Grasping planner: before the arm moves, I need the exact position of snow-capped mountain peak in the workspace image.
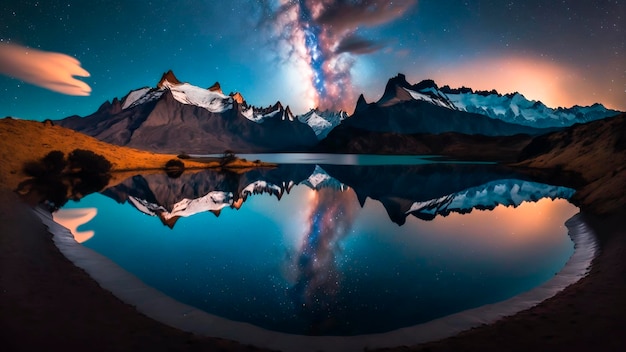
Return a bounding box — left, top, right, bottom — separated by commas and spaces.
302, 165, 346, 190
406, 179, 575, 220
371, 73, 621, 128
377, 74, 457, 110
121, 70, 233, 113
297, 108, 349, 139
241, 100, 295, 122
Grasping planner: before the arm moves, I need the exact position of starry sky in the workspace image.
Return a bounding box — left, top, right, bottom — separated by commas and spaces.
0, 0, 624, 121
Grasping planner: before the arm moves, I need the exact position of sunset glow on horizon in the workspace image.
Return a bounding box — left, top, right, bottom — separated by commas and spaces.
424, 55, 587, 109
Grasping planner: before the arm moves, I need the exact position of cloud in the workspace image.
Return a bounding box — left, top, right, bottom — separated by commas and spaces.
334, 34, 383, 54
314, 0, 418, 34
259, 0, 417, 112
0, 43, 91, 96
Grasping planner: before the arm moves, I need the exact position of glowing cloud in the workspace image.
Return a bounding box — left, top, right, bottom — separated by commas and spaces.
262, 0, 416, 111
53, 208, 98, 243
0, 43, 91, 96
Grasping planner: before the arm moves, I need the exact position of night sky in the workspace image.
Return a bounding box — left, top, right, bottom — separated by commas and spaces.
1, 0, 624, 121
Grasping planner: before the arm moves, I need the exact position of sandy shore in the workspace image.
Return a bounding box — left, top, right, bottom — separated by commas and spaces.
1, 187, 625, 351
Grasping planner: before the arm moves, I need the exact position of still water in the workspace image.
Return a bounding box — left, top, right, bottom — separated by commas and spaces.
55, 155, 579, 336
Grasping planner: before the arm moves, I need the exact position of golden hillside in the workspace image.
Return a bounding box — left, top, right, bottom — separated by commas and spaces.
517, 113, 626, 213
0, 118, 216, 191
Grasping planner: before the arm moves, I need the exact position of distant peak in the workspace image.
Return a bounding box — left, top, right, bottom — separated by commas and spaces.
395, 73, 407, 82
284, 106, 294, 120
413, 79, 438, 91
230, 92, 245, 104
157, 70, 181, 88
208, 82, 223, 94
355, 93, 368, 112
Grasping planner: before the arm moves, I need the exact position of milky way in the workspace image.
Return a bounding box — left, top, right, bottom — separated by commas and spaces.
1, 1, 623, 120
261, 0, 416, 111
286, 187, 360, 332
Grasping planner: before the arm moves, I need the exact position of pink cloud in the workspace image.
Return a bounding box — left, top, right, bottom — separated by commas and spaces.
0, 43, 91, 96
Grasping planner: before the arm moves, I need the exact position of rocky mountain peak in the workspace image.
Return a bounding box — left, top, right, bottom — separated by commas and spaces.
230, 92, 245, 104
355, 94, 368, 113
157, 70, 181, 88
208, 82, 223, 94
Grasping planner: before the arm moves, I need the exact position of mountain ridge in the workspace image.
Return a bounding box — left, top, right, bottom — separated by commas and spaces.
57, 71, 318, 154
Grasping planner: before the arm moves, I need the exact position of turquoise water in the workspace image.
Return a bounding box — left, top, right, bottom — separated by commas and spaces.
57, 158, 578, 336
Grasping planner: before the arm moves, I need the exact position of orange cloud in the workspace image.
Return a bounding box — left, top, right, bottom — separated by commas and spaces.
426, 56, 589, 109
0, 43, 91, 96
53, 208, 98, 243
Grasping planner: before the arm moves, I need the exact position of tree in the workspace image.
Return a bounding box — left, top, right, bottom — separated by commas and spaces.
220, 150, 237, 166
67, 149, 112, 175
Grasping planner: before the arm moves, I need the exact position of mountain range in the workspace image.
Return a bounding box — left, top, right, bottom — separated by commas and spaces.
56, 71, 621, 155
102, 163, 573, 228
58, 71, 318, 154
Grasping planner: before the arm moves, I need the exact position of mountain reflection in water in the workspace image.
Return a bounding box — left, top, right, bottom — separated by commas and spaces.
55, 161, 578, 335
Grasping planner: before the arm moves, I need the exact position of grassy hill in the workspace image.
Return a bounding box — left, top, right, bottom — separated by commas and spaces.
517, 113, 626, 213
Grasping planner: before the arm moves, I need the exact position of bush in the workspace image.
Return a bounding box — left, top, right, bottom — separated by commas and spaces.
177, 153, 191, 159
165, 159, 185, 178
23, 150, 66, 178
42, 150, 66, 175
67, 149, 112, 174
220, 150, 237, 166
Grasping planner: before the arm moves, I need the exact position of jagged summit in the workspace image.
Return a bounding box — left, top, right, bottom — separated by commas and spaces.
297, 108, 349, 139
284, 106, 294, 120
230, 92, 245, 104
208, 81, 223, 94
57, 71, 318, 153
377, 73, 457, 110
354, 94, 368, 113
364, 73, 621, 128
157, 70, 181, 88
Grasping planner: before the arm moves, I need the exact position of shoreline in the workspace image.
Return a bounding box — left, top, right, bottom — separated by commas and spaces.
37, 206, 598, 352
2, 187, 625, 351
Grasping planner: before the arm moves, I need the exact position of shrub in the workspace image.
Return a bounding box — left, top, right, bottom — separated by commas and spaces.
165, 159, 185, 178
42, 150, 66, 175
23, 150, 66, 178
67, 149, 112, 174
220, 150, 237, 166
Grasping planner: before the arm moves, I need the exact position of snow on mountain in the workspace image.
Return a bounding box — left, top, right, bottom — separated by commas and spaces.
302, 165, 346, 190
441, 90, 613, 127
379, 74, 620, 128
160, 80, 233, 113
120, 70, 299, 121
406, 179, 575, 220
242, 103, 293, 123
402, 86, 457, 110
120, 87, 154, 109
121, 72, 232, 113
297, 109, 349, 139
242, 180, 287, 200
128, 191, 233, 222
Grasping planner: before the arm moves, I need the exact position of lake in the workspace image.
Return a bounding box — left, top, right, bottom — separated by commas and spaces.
53, 154, 590, 339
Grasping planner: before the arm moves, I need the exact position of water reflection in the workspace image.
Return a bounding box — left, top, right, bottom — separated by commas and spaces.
100, 163, 574, 228
287, 187, 360, 334
55, 161, 579, 335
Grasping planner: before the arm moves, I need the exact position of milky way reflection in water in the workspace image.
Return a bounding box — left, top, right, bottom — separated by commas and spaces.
56, 161, 579, 336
